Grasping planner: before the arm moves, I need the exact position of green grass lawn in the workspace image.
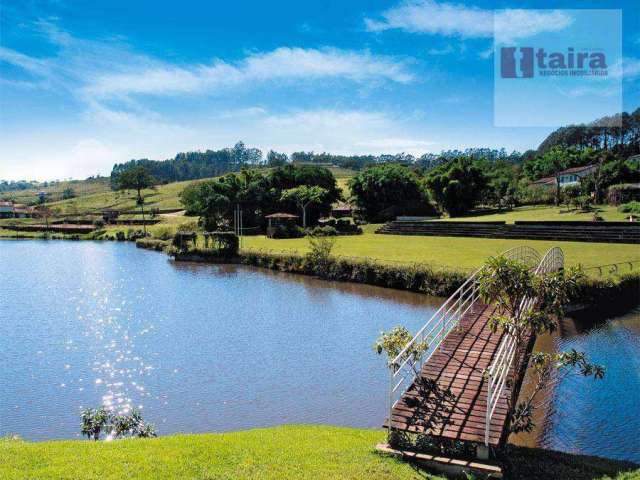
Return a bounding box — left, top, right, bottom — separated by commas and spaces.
2, 426, 637, 480
242, 227, 640, 274
1, 426, 428, 480
440, 205, 630, 223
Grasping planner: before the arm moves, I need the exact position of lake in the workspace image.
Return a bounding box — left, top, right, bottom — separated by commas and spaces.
539, 309, 640, 463
1, 240, 638, 464
0, 240, 439, 440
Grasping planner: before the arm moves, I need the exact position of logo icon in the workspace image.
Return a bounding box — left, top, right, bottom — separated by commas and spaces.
500, 47, 534, 78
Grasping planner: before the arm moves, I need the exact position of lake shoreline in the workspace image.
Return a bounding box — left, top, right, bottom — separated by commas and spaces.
3, 235, 639, 317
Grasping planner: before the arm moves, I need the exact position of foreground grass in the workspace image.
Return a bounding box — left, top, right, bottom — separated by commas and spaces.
1, 426, 428, 480
242, 227, 640, 274
440, 205, 630, 223
1, 426, 638, 480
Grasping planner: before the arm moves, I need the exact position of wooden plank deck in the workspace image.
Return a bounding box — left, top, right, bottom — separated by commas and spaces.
386, 302, 522, 447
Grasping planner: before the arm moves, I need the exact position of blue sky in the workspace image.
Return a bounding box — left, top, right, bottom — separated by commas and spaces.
1, 0, 639, 180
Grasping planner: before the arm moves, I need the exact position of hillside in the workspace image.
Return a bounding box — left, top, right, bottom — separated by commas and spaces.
0, 177, 112, 206
38, 166, 356, 215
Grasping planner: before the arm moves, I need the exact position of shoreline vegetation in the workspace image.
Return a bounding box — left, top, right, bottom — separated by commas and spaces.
2, 426, 638, 480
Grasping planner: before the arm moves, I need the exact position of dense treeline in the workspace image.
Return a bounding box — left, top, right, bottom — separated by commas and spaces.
110, 141, 263, 186
291, 148, 523, 172
537, 108, 640, 157
0, 180, 39, 192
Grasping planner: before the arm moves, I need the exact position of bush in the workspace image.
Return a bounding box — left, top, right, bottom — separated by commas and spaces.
618, 201, 640, 214
307, 226, 338, 237
152, 225, 174, 240
93, 219, 105, 229
126, 229, 147, 241
135, 238, 169, 252
270, 224, 305, 239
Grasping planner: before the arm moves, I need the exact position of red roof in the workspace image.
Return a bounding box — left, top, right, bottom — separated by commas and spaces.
558, 164, 597, 175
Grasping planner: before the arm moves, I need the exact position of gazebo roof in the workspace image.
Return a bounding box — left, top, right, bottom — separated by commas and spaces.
265, 212, 299, 219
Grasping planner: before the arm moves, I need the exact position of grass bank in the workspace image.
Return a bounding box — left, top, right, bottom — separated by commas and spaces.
1, 426, 637, 480
241, 226, 640, 276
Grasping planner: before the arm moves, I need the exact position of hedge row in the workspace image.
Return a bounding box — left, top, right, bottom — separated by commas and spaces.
240, 251, 467, 297
240, 251, 640, 308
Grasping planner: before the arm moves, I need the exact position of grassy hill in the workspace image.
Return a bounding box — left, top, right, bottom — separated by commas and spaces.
38, 167, 355, 215
0, 177, 112, 206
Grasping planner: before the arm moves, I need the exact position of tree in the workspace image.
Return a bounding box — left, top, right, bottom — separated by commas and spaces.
349, 164, 433, 221
267, 150, 288, 167
537, 147, 571, 206
425, 157, 487, 216
180, 180, 233, 231
280, 185, 328, 228
61, 187, 76, 200
477, 256, 604, 435
115, 166, 157, 235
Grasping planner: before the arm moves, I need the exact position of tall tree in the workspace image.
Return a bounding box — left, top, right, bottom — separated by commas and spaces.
538, 147, 572, 206
115, 166, 157, 235
424, 157, 487, 216
349, 164, 433, 221
280, 185, 328, 228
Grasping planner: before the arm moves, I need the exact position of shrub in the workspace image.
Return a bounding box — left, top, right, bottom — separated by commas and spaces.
93, 219, 105, 229
270, 224, 305, 239
81, 407, 156, 441
307, 225, 338, 237
136, 238, 170, 252
152, 225, 174, 240
618, 201, 640, 215
126, 229, 147, 241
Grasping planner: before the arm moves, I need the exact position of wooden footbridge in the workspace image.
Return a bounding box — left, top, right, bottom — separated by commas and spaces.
385, 246, 564, 458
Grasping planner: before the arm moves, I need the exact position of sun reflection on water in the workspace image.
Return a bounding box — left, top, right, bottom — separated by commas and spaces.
65, 267, 158, 417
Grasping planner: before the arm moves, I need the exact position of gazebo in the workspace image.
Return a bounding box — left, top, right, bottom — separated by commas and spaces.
265, 212, 299, 238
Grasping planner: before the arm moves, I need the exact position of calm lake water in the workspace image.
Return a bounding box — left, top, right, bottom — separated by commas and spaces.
1, 240, 638, 463
539, 309, 640, 463
0, 240, 439, 440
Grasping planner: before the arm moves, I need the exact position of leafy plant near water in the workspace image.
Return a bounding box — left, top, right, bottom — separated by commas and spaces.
477, 256, 605, 436
374, 327, 463, 456
81, 407, 156, 441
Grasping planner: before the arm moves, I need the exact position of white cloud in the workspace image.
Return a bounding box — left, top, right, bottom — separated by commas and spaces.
0, 19, 421, 179
85, 47, 414, 99
365, 0, 573, 42
0, 138, 123, 180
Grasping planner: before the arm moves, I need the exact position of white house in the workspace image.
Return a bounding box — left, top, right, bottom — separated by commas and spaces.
532, 164, 598, 189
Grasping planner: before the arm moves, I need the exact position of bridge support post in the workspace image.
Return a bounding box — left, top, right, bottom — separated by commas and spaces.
476, 444, 490, 460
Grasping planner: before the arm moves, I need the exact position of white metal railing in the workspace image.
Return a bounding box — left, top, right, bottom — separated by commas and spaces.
387, 246, 542, 433
484, 246, 564, 446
